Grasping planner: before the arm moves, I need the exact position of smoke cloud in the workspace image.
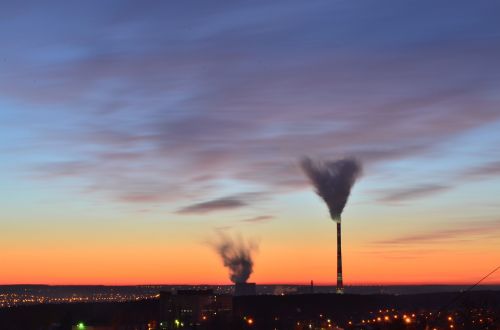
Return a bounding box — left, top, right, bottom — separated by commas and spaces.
301, 157, 362, 222
211, 233, 258, 284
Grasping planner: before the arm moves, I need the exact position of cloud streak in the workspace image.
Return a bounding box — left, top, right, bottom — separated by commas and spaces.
462, 161, 500, 179
176, 197, 247, 215
241, 215, 274, 223
378, 184, 451, 203
374, 219, 500, 245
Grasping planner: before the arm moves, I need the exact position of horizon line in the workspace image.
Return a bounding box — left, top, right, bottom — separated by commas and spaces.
1, 282, 500, 287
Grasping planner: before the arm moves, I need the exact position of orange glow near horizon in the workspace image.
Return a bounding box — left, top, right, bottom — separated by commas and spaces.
1, 237, 499, 285
2, 194, 500, 286
2, 0, 500, 292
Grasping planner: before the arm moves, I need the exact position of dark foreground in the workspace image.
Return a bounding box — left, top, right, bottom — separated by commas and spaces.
0, 291, 498, 330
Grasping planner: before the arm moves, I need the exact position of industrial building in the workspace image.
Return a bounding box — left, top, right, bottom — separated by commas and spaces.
158, 290, 232, 329
234, 283, 256, 297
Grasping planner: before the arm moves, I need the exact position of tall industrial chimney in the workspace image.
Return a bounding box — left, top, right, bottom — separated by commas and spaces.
300, 157, 361, 295
336, 222, 343, 294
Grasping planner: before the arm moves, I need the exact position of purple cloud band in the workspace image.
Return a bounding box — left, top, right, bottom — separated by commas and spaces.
1, 1, 499, 212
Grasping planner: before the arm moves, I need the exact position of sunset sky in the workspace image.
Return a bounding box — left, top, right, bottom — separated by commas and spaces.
1, 1, 499, 285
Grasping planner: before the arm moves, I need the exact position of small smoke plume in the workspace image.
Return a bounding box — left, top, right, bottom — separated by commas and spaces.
211, 233, 258, 284
301, 157, 362, 222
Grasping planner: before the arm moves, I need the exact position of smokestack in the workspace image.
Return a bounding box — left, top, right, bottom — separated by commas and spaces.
301, 157, 362, 294
336, 222, 343, 294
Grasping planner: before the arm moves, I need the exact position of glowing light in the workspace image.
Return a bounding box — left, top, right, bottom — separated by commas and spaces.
77, 323, 85, 329
405, 317, 411, 324
247, 318, 254, 325
384, 316, 390, 321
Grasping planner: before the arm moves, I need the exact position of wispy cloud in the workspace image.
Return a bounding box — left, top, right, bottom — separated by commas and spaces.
378, 184, 451, 203
2, 1, 500, 209
462, 161, 500, 179
35, 161, 95, 178
360, 248, 440, 260
241, 215, 274, 224
374, 219, 500, 245
176, 196, 247, 215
